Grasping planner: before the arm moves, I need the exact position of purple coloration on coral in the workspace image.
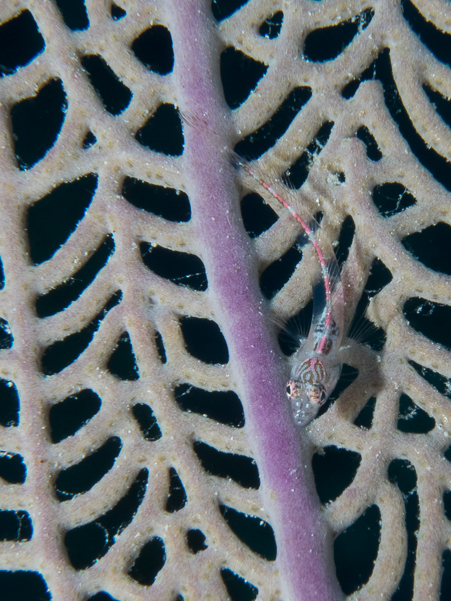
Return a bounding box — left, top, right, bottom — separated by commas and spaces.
170, 2, 342, 598
1, 0, 451, 599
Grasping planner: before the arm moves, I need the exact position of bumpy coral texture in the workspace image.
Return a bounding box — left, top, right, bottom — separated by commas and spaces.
1, 0, 451, 600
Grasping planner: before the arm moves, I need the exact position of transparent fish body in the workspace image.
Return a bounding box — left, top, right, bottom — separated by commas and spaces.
235, 158, 345, 426
287, 226, 345, 426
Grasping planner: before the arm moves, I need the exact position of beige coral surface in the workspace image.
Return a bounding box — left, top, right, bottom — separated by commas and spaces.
1, 0, 451, 600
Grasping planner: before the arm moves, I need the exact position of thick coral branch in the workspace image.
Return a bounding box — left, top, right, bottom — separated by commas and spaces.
168, 1, 343, 599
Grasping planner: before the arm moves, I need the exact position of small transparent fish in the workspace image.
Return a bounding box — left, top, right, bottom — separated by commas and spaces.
236, 159, 344, 426
179, 111, 345, 426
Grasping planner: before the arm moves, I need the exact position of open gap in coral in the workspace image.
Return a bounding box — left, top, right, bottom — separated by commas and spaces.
180, 317, 229, 364
193, 441, 259, 488
140, 243, 207, 291
388, 459, 419, 600
354, 396, 376, 429
341, 56, 376, 99
55, 0, 89, 30
221, 568, 258, 601
444, 444, 451, 464
444, 491, 451, 521
259, 11, 283, 39
312, 445, 361, 504
50, 389, 101, 443
334, 504, 381, 595
55, 437, 122, 501
136, 104, 183, 156
388, 458, 418, 497
402, 0, 451, 68
88, 592, 120, 601
154, 331, 167, 364
347, 258, 391, 350
0, 257, 4, 289
0, 571, 51, 601
356, 125, 382, 161
221, 47, 267, 109
187, 529, 207, 553
372, 182, 416, 217
0, 379, 19, 427
397, 394, 435, 434
122, 177, 191, 222
0, 510, 32, 541
132, 403, 162, 441
81, 55, 131, 115
0, 10, 45, 77
166, 467, 187, 513
0, 318, 13, 349
335, 215, 355, 267
362, 258, 393, 299
132, 25, 173, 75
304, 8, 374, 62
219, 505, 276, 561
282, 121, 334, 189
260, 243, 303, 300
65, 468, 148, 570
402, 222, 451, 276
404, 297, 451, 352
28, 173, 98, 265
128, 537, 165, 586
234, 86, 312, 160
111, 4, 126, 21
408, 360, 451, 400
441, 549, 451, 600
241, 192, 278, 238
41, 291, 122, 375
314, 210, 324, 227
36, 234, 115, 317
423, 83, 451, 128
212, 0, 250, 22
0, 452, 26, 484
12, 78, 67, 170
82, 131, 96, 148
107, 331, 139, 380
174, 384, 245, 427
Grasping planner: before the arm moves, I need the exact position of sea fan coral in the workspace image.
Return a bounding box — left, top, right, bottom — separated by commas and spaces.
1, 1, 451, 600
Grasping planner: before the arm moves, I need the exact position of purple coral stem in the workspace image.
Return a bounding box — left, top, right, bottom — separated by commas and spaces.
169, 1, 344, 599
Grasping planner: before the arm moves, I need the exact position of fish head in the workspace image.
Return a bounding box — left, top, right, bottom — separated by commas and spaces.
286, 377, 327, 427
